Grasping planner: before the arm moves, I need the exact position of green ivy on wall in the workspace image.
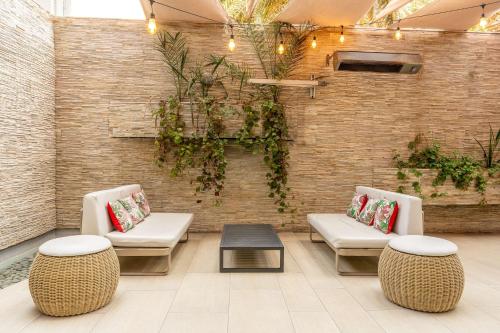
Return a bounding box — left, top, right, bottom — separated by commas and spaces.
152, 24, 309, 217
393, 133, 499, 204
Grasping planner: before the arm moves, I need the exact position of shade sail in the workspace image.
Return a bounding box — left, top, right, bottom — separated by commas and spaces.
374, 0, 413, 21
396, 0, 500, 31
140, 0, 229, 23
274, 0, 376, 26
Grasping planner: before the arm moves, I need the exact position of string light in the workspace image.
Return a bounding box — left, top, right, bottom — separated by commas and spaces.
395, 21, 402, 40
148, 0, 157, 34
479, 4, 488, 28
228, 25, 236, 51
278, 33, 285, 54
311, 36, 317, 49
339, 25, 345, 44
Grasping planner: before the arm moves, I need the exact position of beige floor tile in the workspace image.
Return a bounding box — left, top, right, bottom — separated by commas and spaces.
230, 273, 280, 290
461, 282, 500, 308
278, 273, 324, 312
188, 234, 221, 273
478, 306, 500, 322
0, 280, 40, 333
169, 274, 230, 313
290, 311, 340, 333
228, 289, 294, 333
338, 276, 399, 311
168, 238, 201, 274
370, 309, 452, 333
317, 288, 385, 333
118, 273, 185, 291
93, 290, 175, 333
160, 312, 228, 333
20, 313, 102, 333
433, 301, 500, 333
285, 240, 343, 290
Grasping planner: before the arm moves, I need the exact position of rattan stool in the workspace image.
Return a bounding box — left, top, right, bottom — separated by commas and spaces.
29, 235, 119, 316
379, 235, 464, 313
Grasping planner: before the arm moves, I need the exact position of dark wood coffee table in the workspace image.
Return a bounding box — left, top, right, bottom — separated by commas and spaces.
219, 224, 284, 273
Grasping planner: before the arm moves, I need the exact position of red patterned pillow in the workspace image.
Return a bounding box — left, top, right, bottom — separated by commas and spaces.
118, 195, 145, 225
107, 200, 134, 232
373, 199, 399, 234
356, 198, 379, 225
132, 190, 151, 217
346, 193, 368, 218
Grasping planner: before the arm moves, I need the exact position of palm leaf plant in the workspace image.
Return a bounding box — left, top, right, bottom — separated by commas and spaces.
474, 124, 500, 168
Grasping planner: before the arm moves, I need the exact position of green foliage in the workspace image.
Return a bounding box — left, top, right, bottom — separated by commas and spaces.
152, 28, 304, 216
474, 124, 500, 168
394, 134, 493, 203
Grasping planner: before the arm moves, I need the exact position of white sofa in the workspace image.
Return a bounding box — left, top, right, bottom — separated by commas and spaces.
81, 184, 193, 275
308, 186, 423, 275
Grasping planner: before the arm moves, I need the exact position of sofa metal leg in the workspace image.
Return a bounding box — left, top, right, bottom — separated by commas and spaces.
179, 230, 189, 243
310, 226, 325, 243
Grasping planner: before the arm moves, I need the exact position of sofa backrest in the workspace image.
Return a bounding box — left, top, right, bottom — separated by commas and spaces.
81, 184, 141, 236
356, 186, 423, 236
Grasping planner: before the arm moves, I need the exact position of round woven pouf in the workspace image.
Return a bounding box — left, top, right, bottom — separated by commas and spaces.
378, 235, 464, 313
29, 235, 119, 316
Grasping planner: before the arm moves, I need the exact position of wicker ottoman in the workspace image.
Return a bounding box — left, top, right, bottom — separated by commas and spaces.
29, 235, 119, 316
379, 235, 464, 313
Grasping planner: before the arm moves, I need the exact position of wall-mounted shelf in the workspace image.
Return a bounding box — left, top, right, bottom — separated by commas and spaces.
248, 77, 321, 98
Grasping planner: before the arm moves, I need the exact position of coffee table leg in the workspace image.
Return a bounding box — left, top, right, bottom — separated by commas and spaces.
279, 248, 284, 272
219, 247, 224, 272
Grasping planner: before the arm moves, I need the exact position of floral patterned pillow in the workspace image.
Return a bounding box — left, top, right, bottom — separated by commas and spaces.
118, 195, 145, 225
356, 198, 379, 225
346, 193, 368, 218
132, 190, 151, 217
373, 199, 399, 234
107, 200, 134, 232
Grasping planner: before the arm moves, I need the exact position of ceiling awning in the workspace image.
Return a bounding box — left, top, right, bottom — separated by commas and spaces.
274, 0, 376, 26
140, 0, 229, 24
374, 0, 413, 21
396, 0, 500, 31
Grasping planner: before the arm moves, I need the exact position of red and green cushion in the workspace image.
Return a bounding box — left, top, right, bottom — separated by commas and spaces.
373, 199, 399, 234
118, 195, 145, 225
132, 190, 151, 217
346, 193, 368, 218
356, 198, 379, 225
107, 200, 135, 232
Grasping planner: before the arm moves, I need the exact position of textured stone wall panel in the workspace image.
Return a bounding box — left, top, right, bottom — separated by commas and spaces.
0, 0, 56, 249
53, 19, 500, 233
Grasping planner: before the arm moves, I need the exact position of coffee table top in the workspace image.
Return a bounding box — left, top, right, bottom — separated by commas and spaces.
220, 224, 284, 250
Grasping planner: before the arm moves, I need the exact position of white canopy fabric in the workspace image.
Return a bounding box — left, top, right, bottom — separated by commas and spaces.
140, 0, 229, 23
274, 0, 376, 26
396, 0, 500, 31
374, 0, 413, 21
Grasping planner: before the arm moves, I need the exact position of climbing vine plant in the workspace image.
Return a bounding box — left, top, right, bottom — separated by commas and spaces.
393, 133, 498, 204
152, 23, 309, 215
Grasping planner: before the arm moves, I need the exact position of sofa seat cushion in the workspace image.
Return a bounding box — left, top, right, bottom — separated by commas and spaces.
105, 213, 193, 248
308, 213, 398, 249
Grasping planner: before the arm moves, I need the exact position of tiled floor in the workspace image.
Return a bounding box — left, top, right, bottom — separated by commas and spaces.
2, 232, 500, 333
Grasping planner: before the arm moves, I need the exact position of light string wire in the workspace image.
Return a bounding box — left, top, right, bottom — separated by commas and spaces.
150, 0, 500, 30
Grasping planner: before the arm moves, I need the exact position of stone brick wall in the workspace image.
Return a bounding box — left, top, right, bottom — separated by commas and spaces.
0, 0, 56, 249
53, 18, 500, 233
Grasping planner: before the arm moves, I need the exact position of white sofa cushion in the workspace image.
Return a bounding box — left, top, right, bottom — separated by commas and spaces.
39, 235, 111, 257
105, 213, 193, 248
82, 184, 141, 236
356, 186, 423, 236
389, 235, 458, 256
308, 213, 399, 249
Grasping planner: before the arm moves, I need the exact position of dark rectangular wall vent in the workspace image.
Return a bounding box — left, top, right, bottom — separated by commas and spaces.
333, 51, 423, 74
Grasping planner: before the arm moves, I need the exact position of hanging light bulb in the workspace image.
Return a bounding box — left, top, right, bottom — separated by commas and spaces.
479, 4, 488, 28
147, 0, 157, 34
311, 36, 317, 49
395, 21, 402, 40
339, 25, 345, 44
228, 25, 236, 52
278, 33, 285, 54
